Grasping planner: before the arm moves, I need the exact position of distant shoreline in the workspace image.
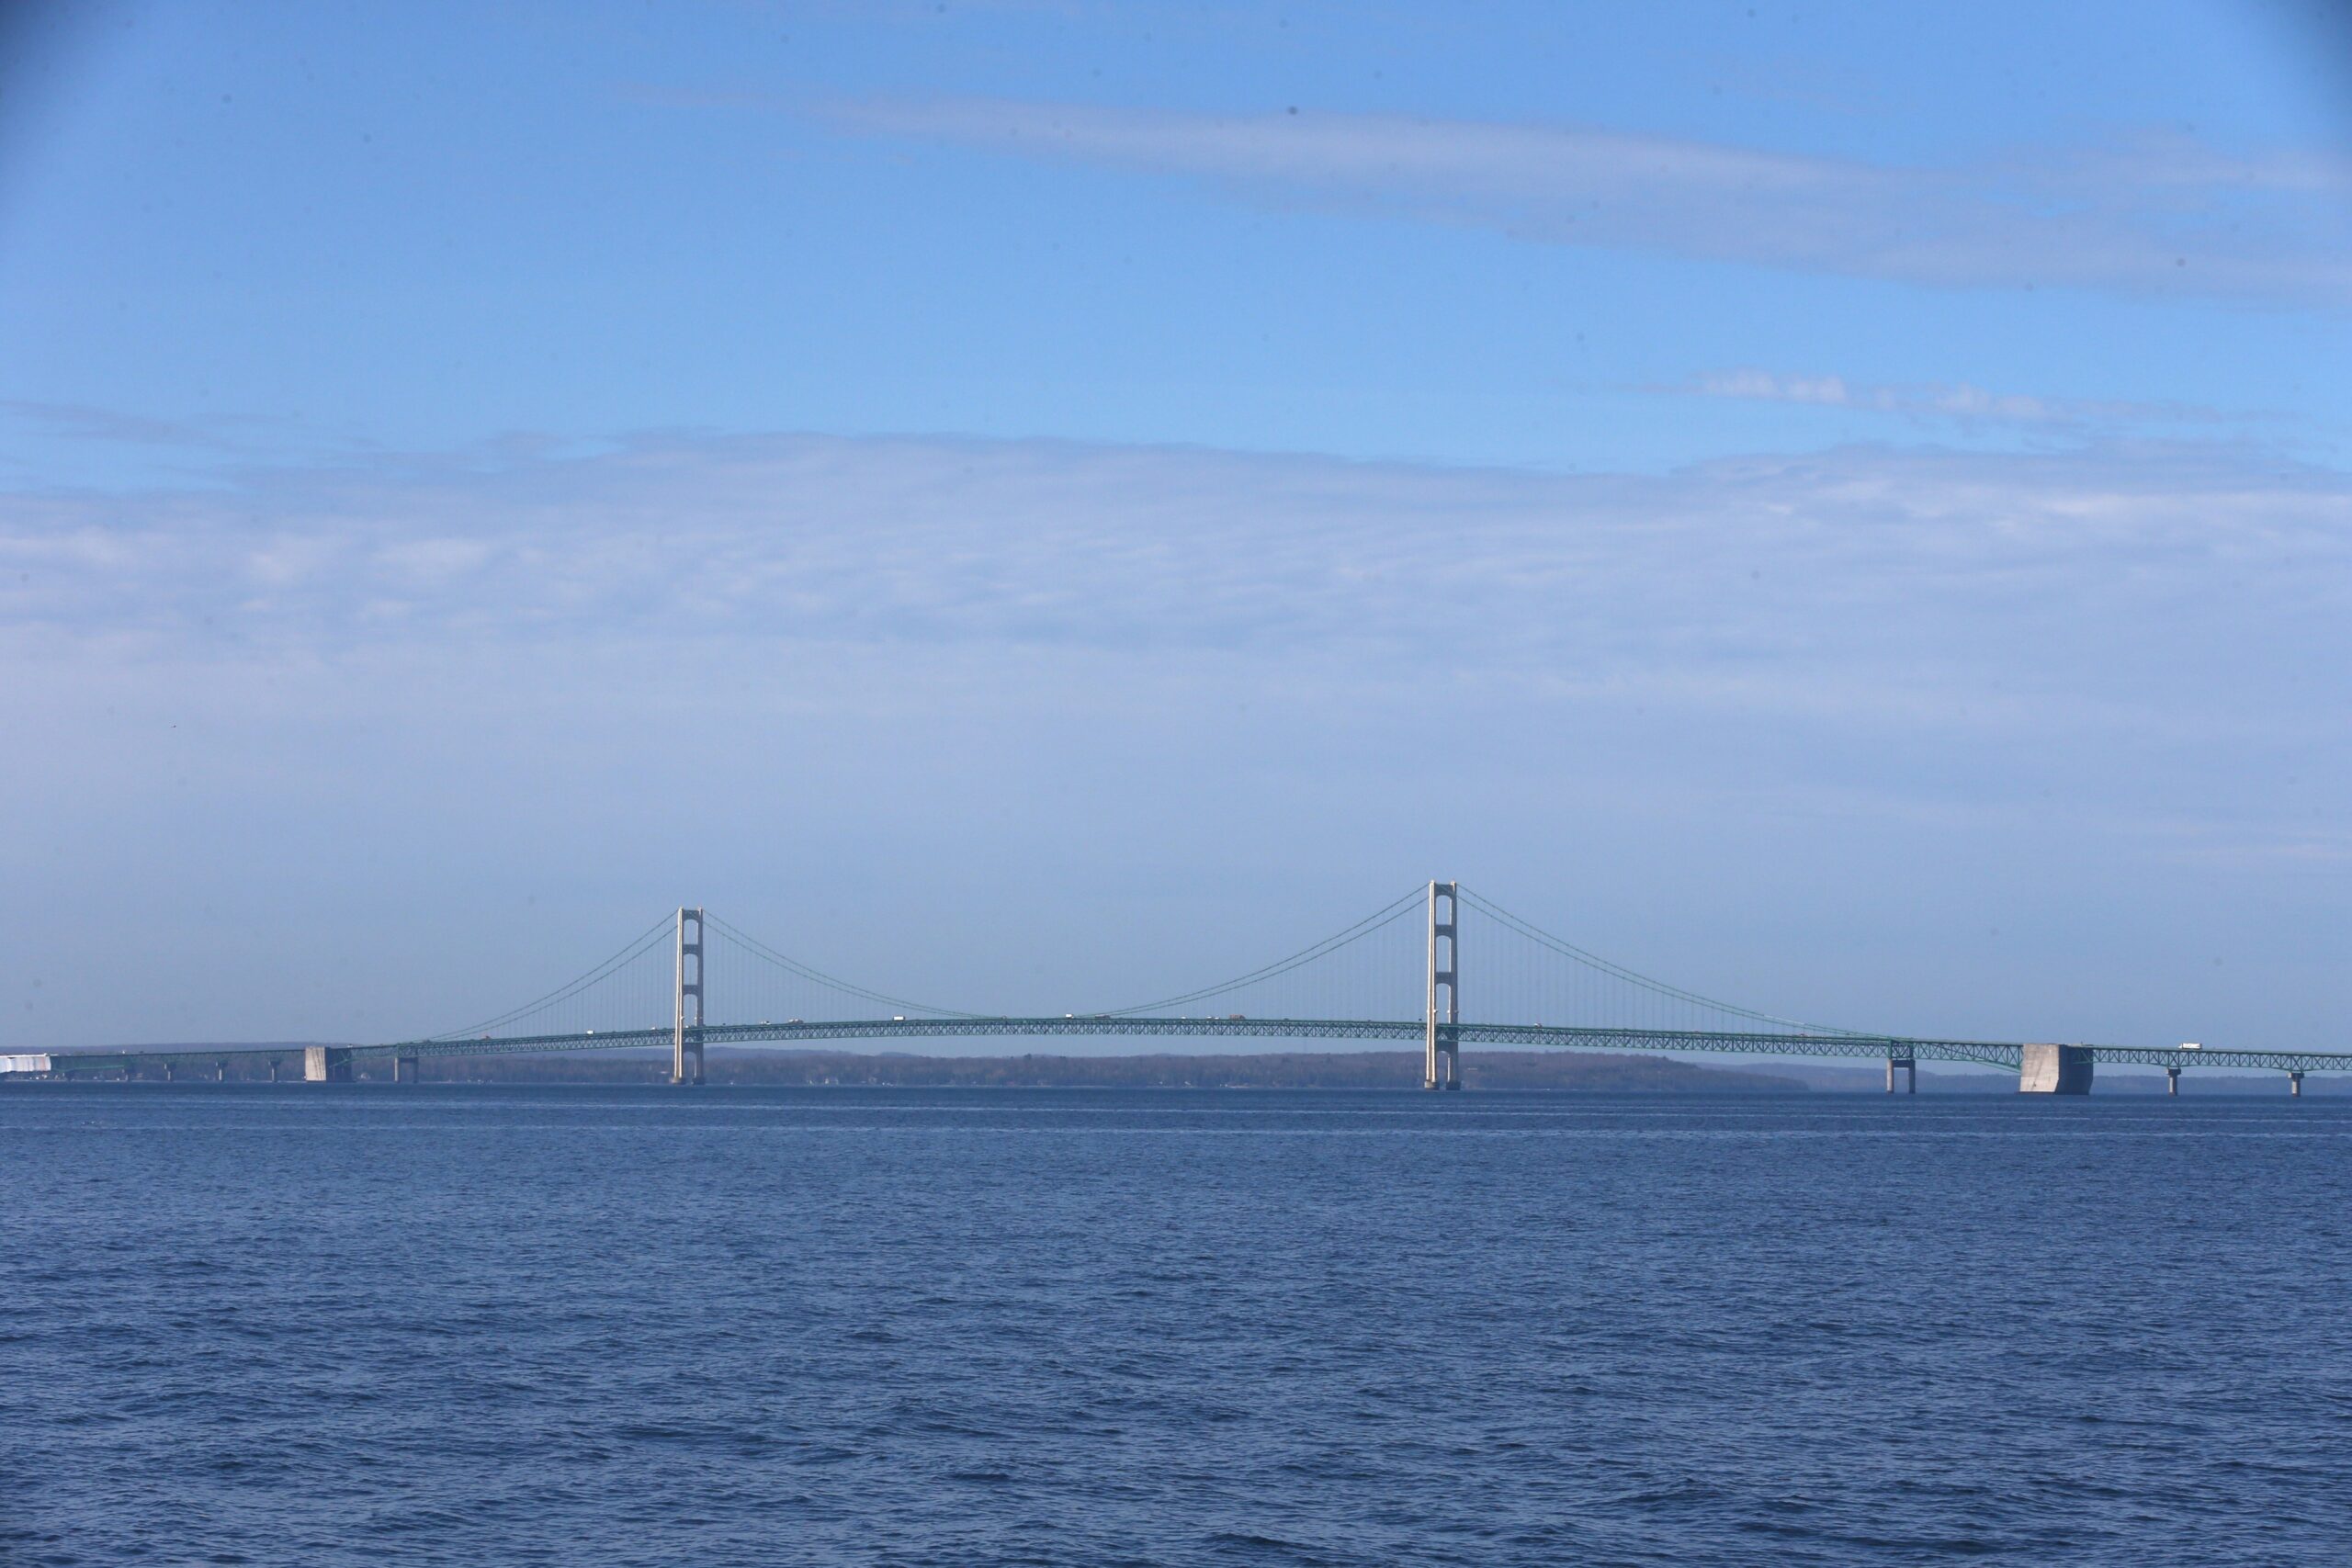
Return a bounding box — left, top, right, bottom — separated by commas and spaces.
437, 1047, 1815, 1091
33, 1045, 1811, 1092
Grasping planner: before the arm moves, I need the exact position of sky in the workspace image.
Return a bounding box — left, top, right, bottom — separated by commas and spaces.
2, 0, 2349, 1053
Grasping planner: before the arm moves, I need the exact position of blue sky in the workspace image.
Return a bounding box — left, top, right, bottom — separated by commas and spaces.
3, 0, 2349, 1052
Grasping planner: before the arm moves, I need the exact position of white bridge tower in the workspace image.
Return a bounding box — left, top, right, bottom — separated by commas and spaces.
673, 907, 705, 1086
1425, 881, 1461, 1090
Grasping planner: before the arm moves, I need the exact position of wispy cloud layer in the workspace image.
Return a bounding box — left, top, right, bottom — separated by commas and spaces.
6, 428, 2346, 749
1679, 368, 2256, 434
823, 96, 2352, 306
5, 428, 2349, 1044
0, 400, 240, 453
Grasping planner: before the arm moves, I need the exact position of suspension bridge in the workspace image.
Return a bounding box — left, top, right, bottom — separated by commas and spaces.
9, 884, 2346, 1093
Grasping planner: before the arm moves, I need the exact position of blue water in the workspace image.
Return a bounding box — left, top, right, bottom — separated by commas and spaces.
6, 1088, 2350, 1565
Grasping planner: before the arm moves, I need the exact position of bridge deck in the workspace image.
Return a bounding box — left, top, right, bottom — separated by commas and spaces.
21, 1018, 2352, 1077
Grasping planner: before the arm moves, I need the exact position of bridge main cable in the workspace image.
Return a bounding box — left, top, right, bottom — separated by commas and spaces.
424, 914, 676, 1043
1455, 886, 1872, 1039
701, 912, 985, 1019
1090, 888, 1427, 1018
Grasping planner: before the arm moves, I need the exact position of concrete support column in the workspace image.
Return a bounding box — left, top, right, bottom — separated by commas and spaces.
163, 1061, 175, 1083
2290, 1071, 2304, 1098
2018, 1043, 2095, 1095
2166, 1066, 2181, 1096
390, 1055, 420, 1084
269, 1058, 281, 1084
1886, 1056, 1917, 1094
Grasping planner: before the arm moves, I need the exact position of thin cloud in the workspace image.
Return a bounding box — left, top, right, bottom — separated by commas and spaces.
6, 428, 2348, 1046
819, 96, 2352, 307
0, 399, 239, 452
1679, 368, 2256, 434
5, 428, 2346, 742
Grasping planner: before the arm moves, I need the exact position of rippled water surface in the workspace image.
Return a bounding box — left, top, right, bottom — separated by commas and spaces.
6, 1087, 2350, 1565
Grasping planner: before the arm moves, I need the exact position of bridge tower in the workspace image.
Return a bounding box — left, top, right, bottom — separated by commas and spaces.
673, 907, 706, 1087
1425, 881, 1461, 1090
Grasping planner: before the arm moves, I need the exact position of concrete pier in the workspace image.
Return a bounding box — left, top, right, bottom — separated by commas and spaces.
2166, 1066, 2181, 1096
1885, 1055, 1917, 1093
390, 1055, 420, 1084
2290, 1071, 2304, 1098
302, 1046, 355, 1084
2018, 1043, 2095, 1095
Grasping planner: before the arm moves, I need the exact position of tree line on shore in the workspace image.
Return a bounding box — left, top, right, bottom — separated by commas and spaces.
377, 1047, 1806, 1090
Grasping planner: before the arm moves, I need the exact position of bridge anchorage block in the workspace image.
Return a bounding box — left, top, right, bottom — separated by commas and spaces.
302, 1046, 356, 1084
2018, 1043, 2094, 1095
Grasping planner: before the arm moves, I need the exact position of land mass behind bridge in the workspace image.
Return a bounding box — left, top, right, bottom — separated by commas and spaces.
295, 1046, 1815, 1090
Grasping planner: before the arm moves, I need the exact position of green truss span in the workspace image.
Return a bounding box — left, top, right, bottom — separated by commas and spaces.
33, 1017, 2352, 1077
